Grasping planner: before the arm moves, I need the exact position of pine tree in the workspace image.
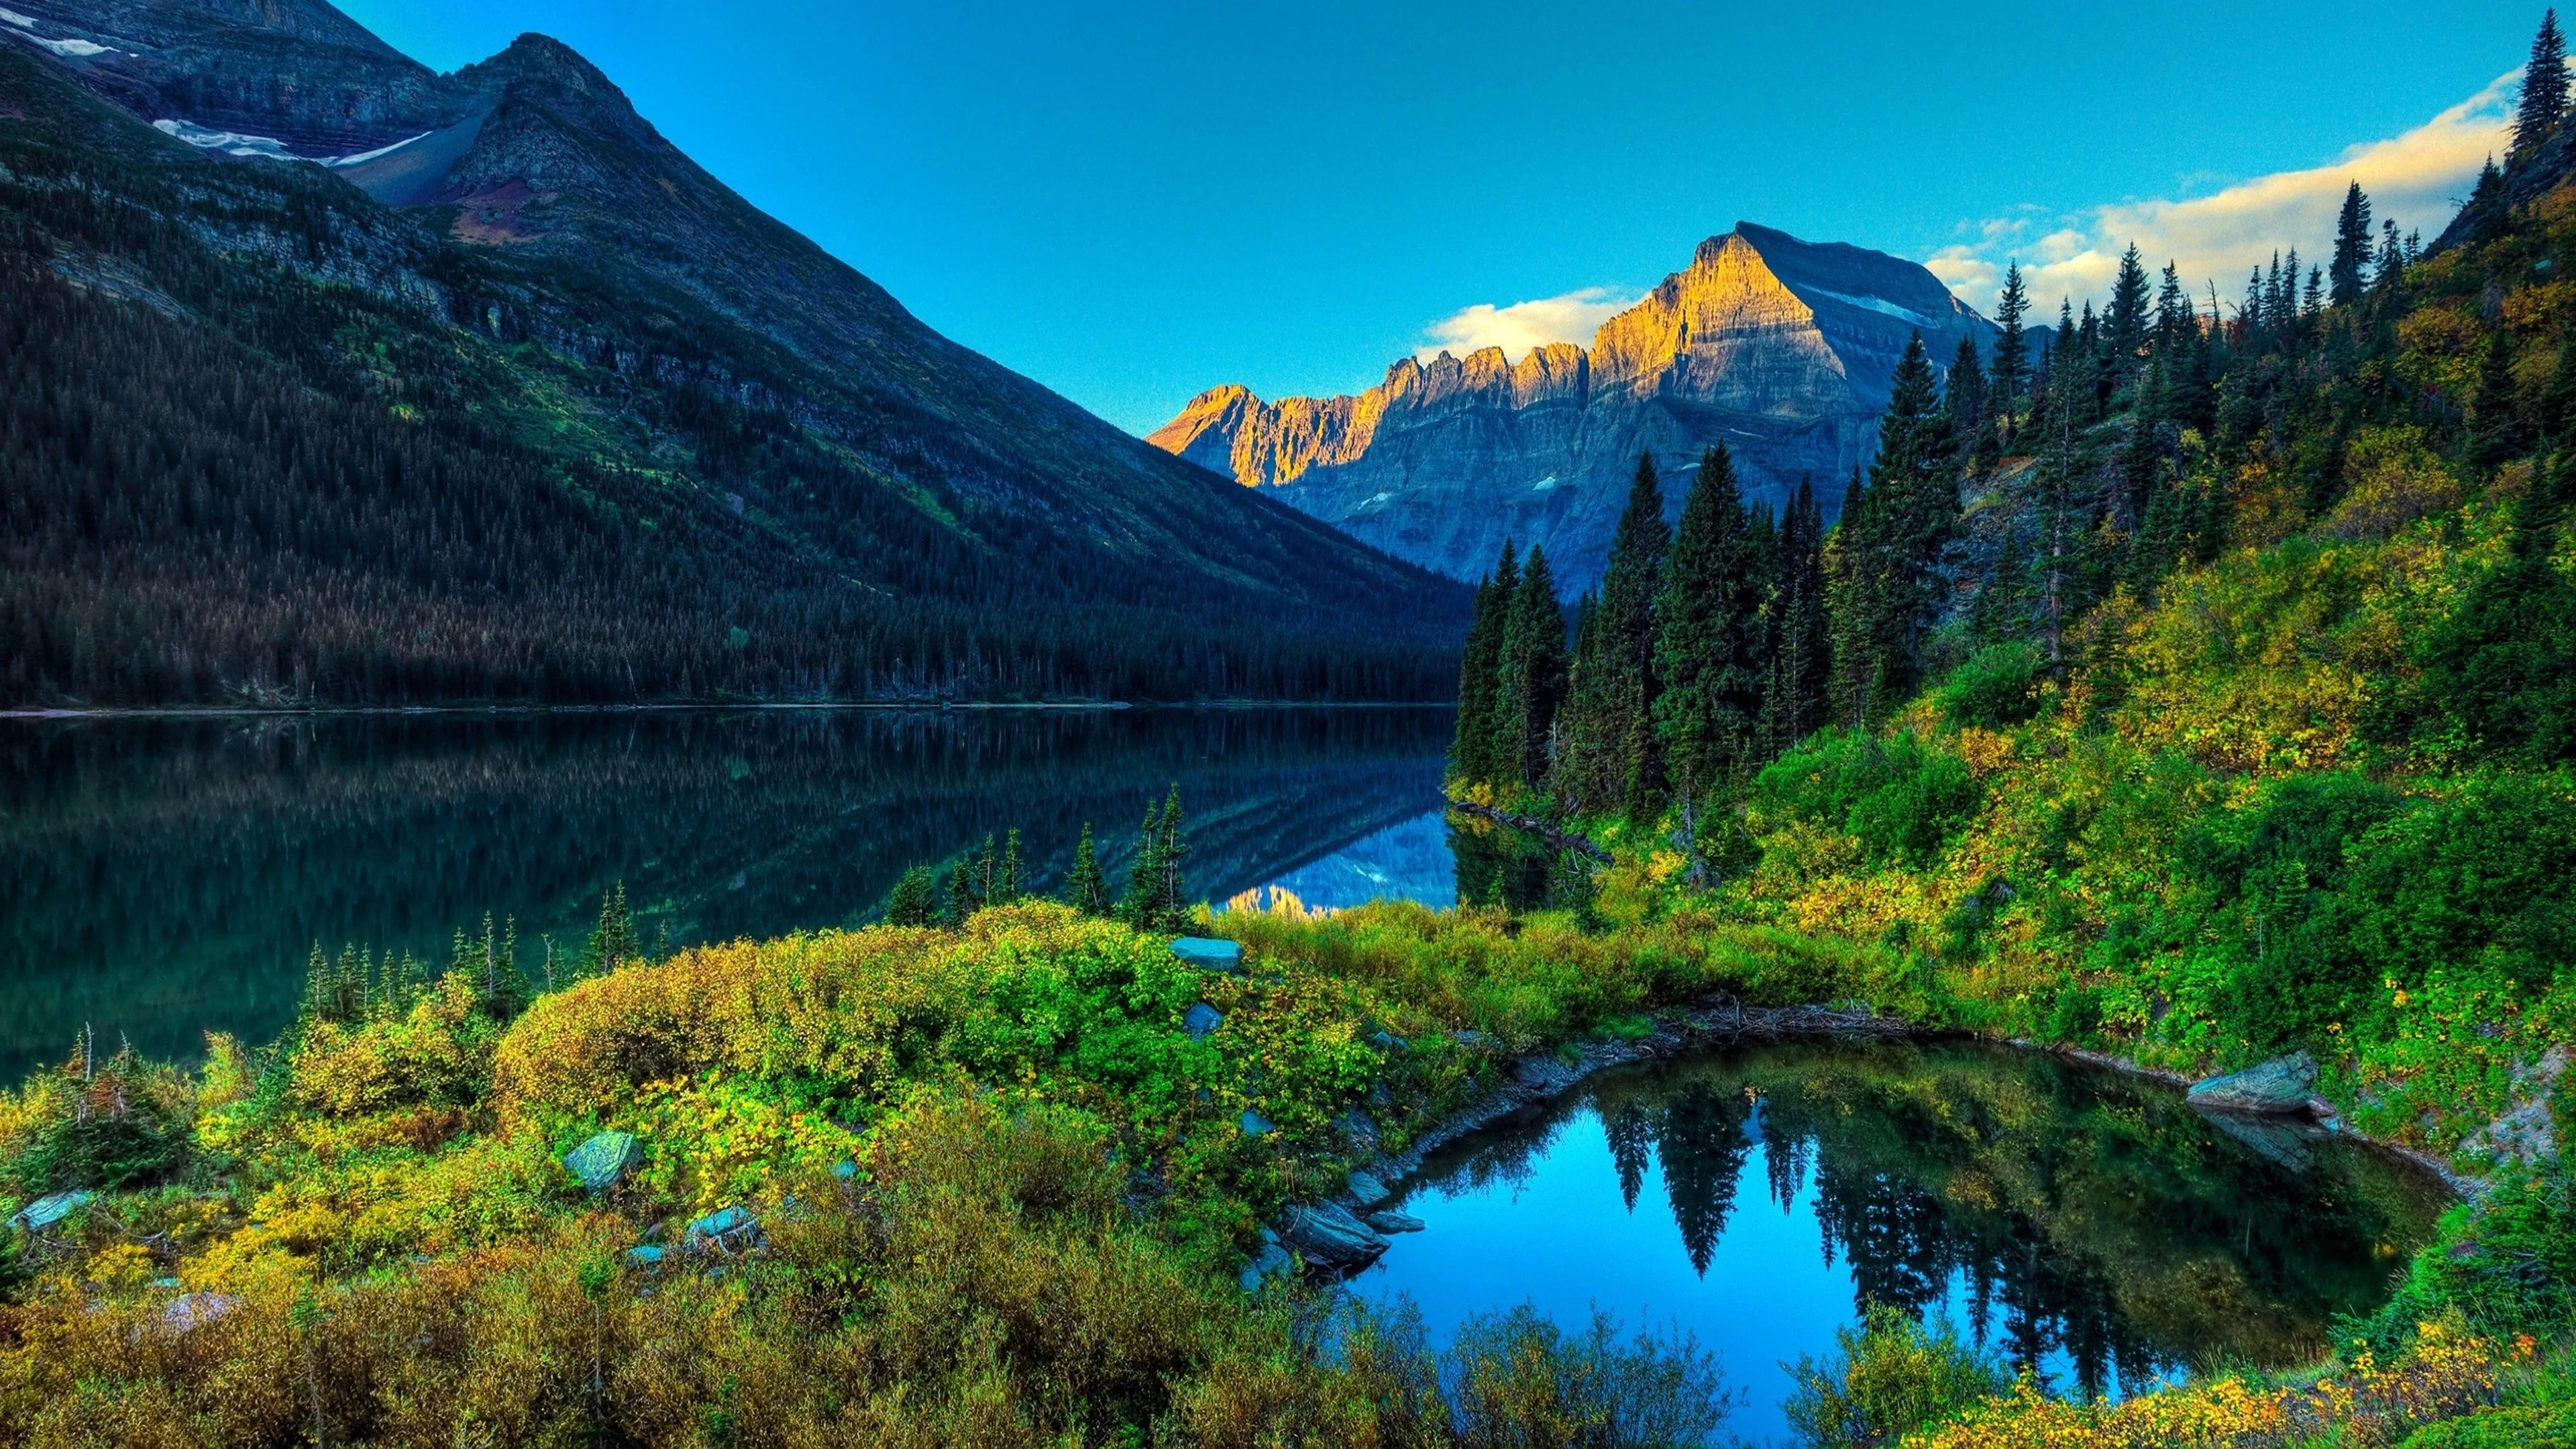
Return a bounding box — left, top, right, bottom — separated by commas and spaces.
2105, 245, 2152, 385
583, 883, 638, 977
1450, 542, 1519, 786
946, 857, 980, 927
1152, 785, 1190, 928
2330, 182, 2374, 308
1065, 823, 1109, 915
1758, 476, 1831, 755
2466, 158, 2511, 248
2519, 9, 2570, 158
2473, 332, 2532, 468
1000, 828, 1025, 902
1944, 336, 1988, 455
1493, 549, 1570, 792
1991, 262, 2029, 442
1117, 795, 1166, 929
1561, 454, 1669, 814
1827, 335, 1962, 724
885, 865, 940, 926
1655, 444, 1766, 796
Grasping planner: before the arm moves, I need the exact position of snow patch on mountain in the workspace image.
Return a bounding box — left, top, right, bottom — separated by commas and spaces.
154, 119, 431, 169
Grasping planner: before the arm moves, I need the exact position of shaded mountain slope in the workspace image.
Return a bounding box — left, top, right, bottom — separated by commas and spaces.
0, 4, 1469, 704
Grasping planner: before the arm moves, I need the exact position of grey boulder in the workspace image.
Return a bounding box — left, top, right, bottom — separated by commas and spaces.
1367, 1210, 1426, 1234
2187, 1052, 2320, 1116
9, 1190, 93, 1232
1344, 1170, 1391, 1208
1171, 938, 1244, 973
1280, 1201, 1390, 1270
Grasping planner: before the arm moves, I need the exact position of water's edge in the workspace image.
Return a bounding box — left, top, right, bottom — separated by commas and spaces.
1341, 999, 2473, 1229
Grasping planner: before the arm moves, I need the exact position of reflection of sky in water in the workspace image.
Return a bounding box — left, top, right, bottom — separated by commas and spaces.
1240, 808, 1456, 911
1359, 1099, 2182, 1448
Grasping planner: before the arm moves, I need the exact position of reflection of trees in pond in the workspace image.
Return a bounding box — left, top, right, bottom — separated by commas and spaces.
0, 708, 1450, 1078
1564, 1041, 2445, 1399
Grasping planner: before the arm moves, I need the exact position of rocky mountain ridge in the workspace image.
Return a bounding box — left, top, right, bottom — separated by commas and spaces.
1152, 225, 1996, 594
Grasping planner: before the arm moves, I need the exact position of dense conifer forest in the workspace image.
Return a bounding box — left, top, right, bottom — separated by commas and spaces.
0, 44, 1468, 707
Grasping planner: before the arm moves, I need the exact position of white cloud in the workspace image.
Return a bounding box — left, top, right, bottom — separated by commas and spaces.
1931, 69, 2522, 319
1415, 286, 1638, 363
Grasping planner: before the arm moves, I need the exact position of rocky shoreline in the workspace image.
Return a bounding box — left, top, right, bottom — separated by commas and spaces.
1256, 994, 2485, 1285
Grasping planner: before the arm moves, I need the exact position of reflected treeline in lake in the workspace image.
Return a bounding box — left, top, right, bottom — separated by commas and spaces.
0, 707, 1452, 1079
1372, 1038, 2447, 1428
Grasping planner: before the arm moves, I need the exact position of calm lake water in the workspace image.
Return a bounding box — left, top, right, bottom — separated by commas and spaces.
0, 706, 1462, 1080
1359, 1038, 2451, 1446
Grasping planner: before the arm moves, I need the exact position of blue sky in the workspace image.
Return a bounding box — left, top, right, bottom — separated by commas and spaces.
342, 1, 2543, 433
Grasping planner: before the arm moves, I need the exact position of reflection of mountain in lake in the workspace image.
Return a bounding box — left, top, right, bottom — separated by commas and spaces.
0, 708, 1449, 1077
1377, 1040, 2446, 1421
1246, 809, 1458, 912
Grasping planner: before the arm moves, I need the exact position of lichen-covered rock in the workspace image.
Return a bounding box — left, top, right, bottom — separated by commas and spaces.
686, 1205, 760, 1252
1236, 1242, 1292, 1293
1183, 1003, 1224, 1039
1280, 1201, 1389, 1270
563, 1130, 643, 1193
2187, 1052, 2319, 1116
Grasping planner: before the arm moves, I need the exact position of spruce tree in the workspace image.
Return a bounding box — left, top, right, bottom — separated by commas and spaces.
583, 883, 639, 977
1655, 445, 1766, 796
1944, 336, 1988, 458
1000, 828, 1025, 902
1451, 542, 1519, 786
1155, 786, 1191, 928
2518, 9, 2570, 158
1758, 476, 1830, 756
1563, 454, 1669, 814
2329, 183, 2374, 308
2473, 331, 2532, 469
1827, 335, 1960, 724
2104, 245, 2151, 385
1448, 550, 1511, 785
1118, 795, 1167, 929
1493, 548, 1570, 792
1065, 823, 1109, 916
885, 865, 940, 926
1991, 262, 2029, 441
946, 857, 981, 927
976, 833, 999, 904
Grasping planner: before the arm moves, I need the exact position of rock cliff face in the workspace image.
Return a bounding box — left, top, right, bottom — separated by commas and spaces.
1151, 225, 1996, 594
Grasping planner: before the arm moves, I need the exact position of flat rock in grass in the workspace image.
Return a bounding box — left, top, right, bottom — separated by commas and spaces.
686, 1205, 760, 1251
1171, 938, 1243, 973
1367, 1210, 1426, 1234
1280, 1201, 1389, 1270
9, 1190, 93, 1232
2187, 1052, 2319, 1116
563, 1131, 643, 1193
1238, 1109, 1275, 1138
160, 1292, 241, 1334
1345, 1170, 1390, 1208
1183, 1003, 1225, 1039
625, 1244, 667, 1268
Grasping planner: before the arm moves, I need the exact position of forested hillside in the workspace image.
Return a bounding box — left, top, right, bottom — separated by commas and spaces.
0, 27, 1468, 706
1448, 36, 2576, 1158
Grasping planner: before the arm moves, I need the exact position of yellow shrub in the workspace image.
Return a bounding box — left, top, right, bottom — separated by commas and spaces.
292, 975, 499, 1118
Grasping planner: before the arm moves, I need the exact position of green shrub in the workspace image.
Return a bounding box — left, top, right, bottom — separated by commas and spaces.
1444, 1303, 1737, 1448
1782, 1303, 2009, 1448
1933, 643, 2047, 730
1754, 730, 1982, 868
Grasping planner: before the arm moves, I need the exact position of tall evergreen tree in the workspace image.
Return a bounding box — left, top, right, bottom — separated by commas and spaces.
1117, 794, 1168, 930
2104, 245, 2152, 384
1655, 445, 1767, 796
946, 857, 981, 927
1944, 336, 1988, 457
2473, 331, 2532, 469
582, 883, 639, 977
1448, 541, 1518, 785
1827, 336, 1960, 724
1065, 823, 1110, 916
1561, 455, 1670, 814
885, 866, 940, 927
1991, 262, 2029, 441
2329, 182, 2374, 308
1493, 549, 1570, 792
1759, 476, 1831, 757
2519, 9, 2571, 158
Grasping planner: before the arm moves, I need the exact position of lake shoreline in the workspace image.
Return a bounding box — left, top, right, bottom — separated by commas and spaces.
1352, 997, 2475, 1218
0, 700, 1460, 721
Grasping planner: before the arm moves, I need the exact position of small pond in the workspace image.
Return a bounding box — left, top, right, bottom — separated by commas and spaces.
1358, 1038, 2451, 1446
